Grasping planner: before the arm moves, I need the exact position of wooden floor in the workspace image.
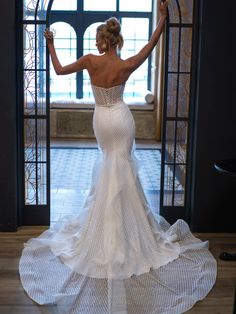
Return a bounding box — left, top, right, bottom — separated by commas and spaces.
0, 228, 235, 314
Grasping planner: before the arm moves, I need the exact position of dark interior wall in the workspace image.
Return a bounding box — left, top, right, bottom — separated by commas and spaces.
0, 0, 18, 231
191, 0, 236, 232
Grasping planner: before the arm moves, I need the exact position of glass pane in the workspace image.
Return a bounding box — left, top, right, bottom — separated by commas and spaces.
24, 24, 46, 70
84, 22, 102, 55
23, 0, 36, 20
83, 77, 93, 99
167, 1, 180, 24
163, 165, 174, 206
165, 121, 176, 163
50, 75, 77, 99
121, 18, 149, 100
180, 28, 192, 72
120, 0, 152, 12
84, 0, 116, 11
38, 70, 47, 115
178, 74, 190, 118
168, 28, 179, 72
24, 118, 36, 205
38, 163, 47, 204
24, 70, 36, 115
37, 119, 47, 163
24, 119, 36, 162
36, 0, 51, 20
25, 162, 37, 205
24, 24, 35, 70
174, 165, 185, 206
83, 22, 102, 99
51, 0, 77, 11
167, 74, 177, 117
179, 0, 193, 23
176, 121, 188, 164
50, 22, 77, 100
37, 24, 47, 70
122, 18, 149, 40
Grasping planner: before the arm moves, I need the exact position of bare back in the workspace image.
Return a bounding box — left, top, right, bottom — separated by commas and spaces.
87, 54, 130, 88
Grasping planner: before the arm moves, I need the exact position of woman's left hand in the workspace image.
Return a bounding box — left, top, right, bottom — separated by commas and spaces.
159, 0, 168, 18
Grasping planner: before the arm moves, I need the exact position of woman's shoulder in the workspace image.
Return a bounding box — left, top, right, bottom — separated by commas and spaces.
85, 54, 106, 65
86, 54, 102, 60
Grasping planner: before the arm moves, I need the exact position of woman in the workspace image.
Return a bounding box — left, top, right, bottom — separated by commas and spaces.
19, 1, 217, 313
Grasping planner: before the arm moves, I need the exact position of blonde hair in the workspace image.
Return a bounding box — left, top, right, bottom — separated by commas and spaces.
97, 17, 124, 50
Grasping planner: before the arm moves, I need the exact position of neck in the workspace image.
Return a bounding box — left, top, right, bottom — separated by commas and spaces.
105, 47, 118, 57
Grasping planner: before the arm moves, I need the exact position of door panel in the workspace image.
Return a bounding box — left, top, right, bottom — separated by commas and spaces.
22, 0, 52, 225
160, 0, 195, 224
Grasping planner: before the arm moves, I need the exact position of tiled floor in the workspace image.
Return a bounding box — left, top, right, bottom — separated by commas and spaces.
50, 147, 161, 223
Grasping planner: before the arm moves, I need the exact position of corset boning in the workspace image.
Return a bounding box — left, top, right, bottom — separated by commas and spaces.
91, 84, 125, 107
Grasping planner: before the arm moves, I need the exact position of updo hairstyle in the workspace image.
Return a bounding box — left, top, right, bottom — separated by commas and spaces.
97, 17, 124, 50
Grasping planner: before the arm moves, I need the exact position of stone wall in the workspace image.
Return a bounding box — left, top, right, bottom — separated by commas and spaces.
50, 109, 156, 140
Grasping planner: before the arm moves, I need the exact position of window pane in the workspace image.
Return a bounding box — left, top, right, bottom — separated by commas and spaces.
119, 0, 152, 12
84, 0, 116, 11
84, 22, 101, 55
24, 0, 51, 20
23, 0, 36, 19
50, 23, 77, 99
83, 23, 102, 99
121, 18, 149, 100
51, 0, 77, 11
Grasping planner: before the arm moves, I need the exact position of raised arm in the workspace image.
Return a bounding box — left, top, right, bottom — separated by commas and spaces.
44, 29, 90, 75
125, 0, 168, 73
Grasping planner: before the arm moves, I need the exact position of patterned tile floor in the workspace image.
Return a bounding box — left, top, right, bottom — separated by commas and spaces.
50, 148, 161, 223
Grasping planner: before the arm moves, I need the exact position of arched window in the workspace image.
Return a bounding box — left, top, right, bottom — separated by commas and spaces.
49, 0, 153, 100
121, 18, 149, 100
83, 22, 102, 99
51, 0, 77, 11
49, 22, 77, 100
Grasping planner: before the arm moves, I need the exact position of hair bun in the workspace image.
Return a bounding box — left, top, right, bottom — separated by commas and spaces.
97, 17, 124, 50
106, 17, 121, 35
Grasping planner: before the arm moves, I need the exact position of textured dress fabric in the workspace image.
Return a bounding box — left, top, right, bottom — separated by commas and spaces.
19, 84, 217, 314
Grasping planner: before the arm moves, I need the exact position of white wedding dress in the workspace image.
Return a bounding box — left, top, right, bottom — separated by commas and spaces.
19, 83, 217, 314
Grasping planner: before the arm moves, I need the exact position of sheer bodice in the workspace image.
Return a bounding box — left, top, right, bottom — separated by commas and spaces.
91, 84, 125, 107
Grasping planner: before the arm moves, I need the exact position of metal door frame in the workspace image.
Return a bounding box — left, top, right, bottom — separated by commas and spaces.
160, 0, 198, 225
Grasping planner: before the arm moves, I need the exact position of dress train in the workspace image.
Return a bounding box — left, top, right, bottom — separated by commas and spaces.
19, 84, 217, 313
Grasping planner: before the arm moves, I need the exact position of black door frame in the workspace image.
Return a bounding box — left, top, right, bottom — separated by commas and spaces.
16, 0, 200, 227
160, 0, 199, 226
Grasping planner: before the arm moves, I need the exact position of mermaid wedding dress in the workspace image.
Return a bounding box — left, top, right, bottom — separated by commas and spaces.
19, 83, 217, 313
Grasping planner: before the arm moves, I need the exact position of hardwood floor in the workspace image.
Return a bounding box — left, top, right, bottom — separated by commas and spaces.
0, 228, 235, 314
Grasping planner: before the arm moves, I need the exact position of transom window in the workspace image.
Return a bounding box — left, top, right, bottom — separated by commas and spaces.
48, 0, 153, 101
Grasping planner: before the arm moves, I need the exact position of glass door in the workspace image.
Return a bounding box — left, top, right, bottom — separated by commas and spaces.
160, 0, 195, 224
21, 0, 52, 224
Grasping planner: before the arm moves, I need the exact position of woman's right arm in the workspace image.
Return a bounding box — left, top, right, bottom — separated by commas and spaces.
125, 0, 168, 73
44, 29, 90, 75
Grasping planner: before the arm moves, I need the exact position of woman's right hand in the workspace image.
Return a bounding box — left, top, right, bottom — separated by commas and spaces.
44, 28, 55, 46
159, 0, 168, 18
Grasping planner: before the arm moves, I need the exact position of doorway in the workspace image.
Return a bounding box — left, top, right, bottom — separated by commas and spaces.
20, 0, 196, 226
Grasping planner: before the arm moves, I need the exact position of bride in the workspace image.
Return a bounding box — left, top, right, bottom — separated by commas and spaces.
19, 1, 217, 313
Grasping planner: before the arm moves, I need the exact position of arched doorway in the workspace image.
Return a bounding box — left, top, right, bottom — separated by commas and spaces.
20, 0, 196, 225
160, 0, 196, 224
